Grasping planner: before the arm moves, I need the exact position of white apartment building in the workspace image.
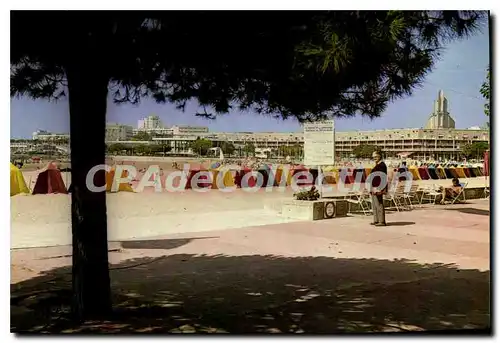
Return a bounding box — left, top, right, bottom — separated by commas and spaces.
105, 123, 134, 142
32, 130, 70, 141
171, 125, 209, 135
111, 90, 490, 159
132, 127, 174, 136
148, 127, 489, 159
137, 115, 163, 129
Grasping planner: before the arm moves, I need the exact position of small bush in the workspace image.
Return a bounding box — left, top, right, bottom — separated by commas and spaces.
293, 186, 320, 201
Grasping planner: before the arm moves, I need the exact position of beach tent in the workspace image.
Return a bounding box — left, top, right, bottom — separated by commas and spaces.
353, 168, 367, 183
443, 168, 454, 179
211, 167, 236, 189
471, 167, 479, 177
467, 167, 476, 177
235, 168, 257, 188
463, 167, 471, 178
436, 167, 447, 179
308, 168, 320, 185
322, 166, 338, 184
273, 165, 286, 186
185, 168, 212, 190
364, 167, 372, 179
32, 162, 68, 195
257, 165, 272, 188
409, 167, 421, 181
454, 167, 467, 179
339, 168, 355, 185
473, 166, 483, 177
417, 167, 430, 180
286, 165, 310, 186
427, 167, 439, 180
10, 163, 30, 196
136, 170, 168, 191
105, 166, 134, 192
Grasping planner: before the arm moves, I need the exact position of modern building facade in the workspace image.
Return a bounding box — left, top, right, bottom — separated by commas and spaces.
171, 125, 209, 135
105, 123, 134, 141
137, 115, 163, 130
103, 90, 489, 160
147, 128, 488, 160
132, 127, 174, 136
32, 130, 70, 141
134, 115, 209, 138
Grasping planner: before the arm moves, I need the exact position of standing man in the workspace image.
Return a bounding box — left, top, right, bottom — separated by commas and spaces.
369, 151, 388, 226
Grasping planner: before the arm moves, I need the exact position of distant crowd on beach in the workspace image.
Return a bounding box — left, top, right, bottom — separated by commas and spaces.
13, 155, 484, 174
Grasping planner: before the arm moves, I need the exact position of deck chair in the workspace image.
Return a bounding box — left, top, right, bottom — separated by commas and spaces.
403, 183, 420, 210
419, 184, 442, 205
451, 182, 468, 204
383, 183, 406, 212
345, 190, 371, 215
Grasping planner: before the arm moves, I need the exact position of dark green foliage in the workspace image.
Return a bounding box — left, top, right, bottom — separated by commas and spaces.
220, 141, 235, 156
243, 143, 256, 157
11, 11, 486, 121
480, 66, 490, 117
107, 143, 126, 154
461, 141, 489, 159
294, 186, 320, 201
131, 131, 152, 141
190, 138, 213, 156
352, 144, 380, 159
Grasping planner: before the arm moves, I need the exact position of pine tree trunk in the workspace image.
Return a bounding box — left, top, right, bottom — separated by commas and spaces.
67, 61, 111, 321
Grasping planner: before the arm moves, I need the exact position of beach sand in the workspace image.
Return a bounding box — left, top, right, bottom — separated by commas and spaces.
12, 162, 489, 249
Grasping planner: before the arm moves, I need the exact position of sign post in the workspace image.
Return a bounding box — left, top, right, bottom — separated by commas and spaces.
303, 120, 335, 198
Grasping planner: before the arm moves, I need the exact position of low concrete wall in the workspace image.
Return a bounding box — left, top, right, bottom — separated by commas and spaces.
281, 199, 348, 221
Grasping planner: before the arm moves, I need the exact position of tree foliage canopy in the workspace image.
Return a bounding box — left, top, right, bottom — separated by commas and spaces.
243, 143, 256, 157
479, 66, 490, 117
352, 144, 380, 158
107, 143, 127, 153
461, 141, 489, 159
131, 131, 152, 141
220, 141, 235, 156
11, 11, 486, 122
190, 138, 213, 156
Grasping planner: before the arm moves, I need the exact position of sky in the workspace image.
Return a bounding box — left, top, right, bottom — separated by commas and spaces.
10, 26, 490, 139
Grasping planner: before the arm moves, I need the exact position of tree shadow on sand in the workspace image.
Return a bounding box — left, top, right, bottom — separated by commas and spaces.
11, 252, 490, 334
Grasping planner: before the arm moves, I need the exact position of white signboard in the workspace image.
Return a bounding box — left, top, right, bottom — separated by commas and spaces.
303, 120, 335, 166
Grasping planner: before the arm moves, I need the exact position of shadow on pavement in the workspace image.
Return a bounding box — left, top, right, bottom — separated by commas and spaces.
11, 253, 490, 334
386, 221, 416, 227
445, 208, 490, 217
119, 237, 219, 250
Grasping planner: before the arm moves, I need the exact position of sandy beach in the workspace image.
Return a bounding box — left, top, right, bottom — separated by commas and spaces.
12, 159, 489, 249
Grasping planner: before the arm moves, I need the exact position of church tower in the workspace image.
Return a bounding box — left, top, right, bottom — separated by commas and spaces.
425, 90, 456, 129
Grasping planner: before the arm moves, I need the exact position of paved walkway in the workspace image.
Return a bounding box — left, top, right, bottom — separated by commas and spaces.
11, 199, 490, 333
114, 199, 491, 271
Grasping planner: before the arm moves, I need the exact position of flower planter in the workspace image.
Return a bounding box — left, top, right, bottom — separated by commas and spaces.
282, 199, 348, 221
